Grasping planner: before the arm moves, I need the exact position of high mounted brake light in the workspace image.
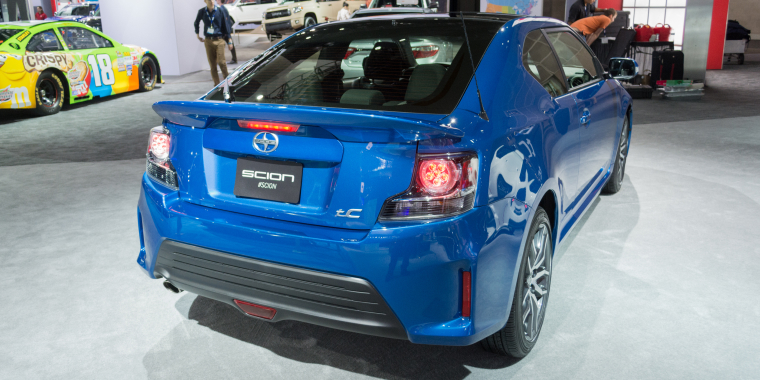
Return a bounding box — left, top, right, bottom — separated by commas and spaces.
237, 120, 299, 133
379, 152, 478, 220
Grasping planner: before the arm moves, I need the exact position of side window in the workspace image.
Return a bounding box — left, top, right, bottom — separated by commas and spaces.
59, 27, 113, 50
259, 0, 278, 3
26, 30, 63, 52
522, 30, 567, 97
546, 31, 599, 90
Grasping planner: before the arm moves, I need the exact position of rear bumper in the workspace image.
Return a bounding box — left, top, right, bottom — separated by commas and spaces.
155, 240, 408, 339
137, 174, 529, 345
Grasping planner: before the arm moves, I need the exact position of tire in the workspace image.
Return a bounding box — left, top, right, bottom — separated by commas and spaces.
32, 70, 65, 116
139, 56, 157, 92
481, 207, 553, 358
602, 114, 630, 194
304, 16, 317, 28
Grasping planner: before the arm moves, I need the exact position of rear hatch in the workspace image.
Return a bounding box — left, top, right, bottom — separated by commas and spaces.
154, 101, 461, 230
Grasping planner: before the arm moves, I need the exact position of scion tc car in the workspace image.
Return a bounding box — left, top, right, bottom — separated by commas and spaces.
0, 21, 160, 116
138, 13, 632, 357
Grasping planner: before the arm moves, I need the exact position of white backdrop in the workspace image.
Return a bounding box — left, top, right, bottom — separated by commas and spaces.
100, 0, 208, 76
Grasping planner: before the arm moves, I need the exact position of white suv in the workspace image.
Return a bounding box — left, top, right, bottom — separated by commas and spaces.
262, 0, 364, 37
225, 0, 280, 24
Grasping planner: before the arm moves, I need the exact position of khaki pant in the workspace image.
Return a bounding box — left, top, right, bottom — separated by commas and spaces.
204, 37, 228, 86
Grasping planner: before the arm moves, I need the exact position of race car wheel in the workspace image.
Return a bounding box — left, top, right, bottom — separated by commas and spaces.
304, 16, 317, 28
481, 207, 553, 357
602, 113, 630, 194
139, 56, 157, 92
33, 71, 64, 116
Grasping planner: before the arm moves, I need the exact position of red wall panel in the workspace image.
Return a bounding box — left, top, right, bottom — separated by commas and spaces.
597, 0, 623, 10
707, 0, 730, 70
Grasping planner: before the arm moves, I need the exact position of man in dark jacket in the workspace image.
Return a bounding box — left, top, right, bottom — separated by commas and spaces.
568, 0, 598, 25
216, 0, 237, 65
194, 0, 233, 85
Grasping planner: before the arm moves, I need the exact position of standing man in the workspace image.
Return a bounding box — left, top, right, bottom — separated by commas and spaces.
194, 0, 233, 86
568, 0, 603, 25
216, 0, 237, 65
571, 9, 617, 45
337, 2, 350, 21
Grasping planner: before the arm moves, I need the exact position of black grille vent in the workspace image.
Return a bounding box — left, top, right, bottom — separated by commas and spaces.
266, 9, 290, 19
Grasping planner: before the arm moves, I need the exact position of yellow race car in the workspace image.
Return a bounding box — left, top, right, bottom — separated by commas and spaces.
1, 21, 161, 116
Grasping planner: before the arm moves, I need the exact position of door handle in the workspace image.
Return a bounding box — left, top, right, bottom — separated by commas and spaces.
580, 108, 590, 126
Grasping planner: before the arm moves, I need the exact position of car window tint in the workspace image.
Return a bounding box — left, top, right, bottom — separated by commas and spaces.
26, 30, 63, 52
209, 19, 502, 115
522, 30, 566, 97
546, 31, 598, 89
59, 27, 113, 50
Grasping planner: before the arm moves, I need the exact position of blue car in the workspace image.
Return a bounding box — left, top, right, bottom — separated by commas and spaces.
137, 13, 632, 357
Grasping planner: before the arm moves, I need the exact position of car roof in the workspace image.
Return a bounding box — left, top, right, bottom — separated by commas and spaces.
0, 20, 54, 28
339, 12, 523, 23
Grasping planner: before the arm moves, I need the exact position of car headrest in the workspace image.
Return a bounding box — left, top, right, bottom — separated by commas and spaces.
340, 89, 386, 106
363, 41, 413, 83
405, 64, 447, 102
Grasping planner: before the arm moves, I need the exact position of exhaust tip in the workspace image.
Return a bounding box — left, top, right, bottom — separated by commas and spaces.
163, 281, 183, 294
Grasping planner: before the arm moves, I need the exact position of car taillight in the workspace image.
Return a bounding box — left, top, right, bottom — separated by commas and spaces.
146, 126, 178, 190
343, 47, 357, 60
238, 120, 299, 132
412, 45, 439, 59
379, 152, 478, 220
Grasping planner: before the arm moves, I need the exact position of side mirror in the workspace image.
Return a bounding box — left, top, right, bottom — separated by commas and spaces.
89, 11, 95, 16
360, 4, 367, 8
429, 0, 438, 7
608, 57, 638, 81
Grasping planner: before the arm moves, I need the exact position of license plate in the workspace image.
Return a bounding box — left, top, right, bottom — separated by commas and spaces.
233, 157, 303, 204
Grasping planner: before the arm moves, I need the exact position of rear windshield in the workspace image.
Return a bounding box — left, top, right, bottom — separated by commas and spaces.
208, 18, 503, 115
0, 29, 24, 44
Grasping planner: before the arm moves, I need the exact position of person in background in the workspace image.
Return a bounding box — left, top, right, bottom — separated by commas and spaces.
337, 2, 350, 21
195, 0, 233, 86
568, 0, 604, 25
216, 0, 237, 65
571, 8, 617, 46
35, 6, 47, 20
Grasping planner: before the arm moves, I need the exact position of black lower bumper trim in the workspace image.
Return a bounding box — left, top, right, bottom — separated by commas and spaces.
264, 20, 292, 33
154, 240, 408, 340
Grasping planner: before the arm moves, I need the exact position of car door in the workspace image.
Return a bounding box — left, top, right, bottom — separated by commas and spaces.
58, 26, 120, 99
20, 29, 67, 108
522, 29, 581, 220
546, 28, 618, 194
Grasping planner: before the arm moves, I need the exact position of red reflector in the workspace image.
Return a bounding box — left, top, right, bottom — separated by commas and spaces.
412, 45, 439, 59
462, 271, 472, 318
237, 120, 300, 133
343, 47, 357, 60
234, 299, 277, 320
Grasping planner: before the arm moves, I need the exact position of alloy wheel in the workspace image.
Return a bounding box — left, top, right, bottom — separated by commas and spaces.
141, 64, 155, 87
522, 223, 551, 342
617, 120, 630, 185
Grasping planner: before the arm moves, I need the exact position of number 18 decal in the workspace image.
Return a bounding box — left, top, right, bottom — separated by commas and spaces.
87, 54, 115, 87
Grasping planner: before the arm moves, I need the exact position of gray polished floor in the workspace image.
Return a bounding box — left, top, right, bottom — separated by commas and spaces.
1, 53, 759, 379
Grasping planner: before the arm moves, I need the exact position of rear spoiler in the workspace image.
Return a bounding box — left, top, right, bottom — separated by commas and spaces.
152, 101, 463, 143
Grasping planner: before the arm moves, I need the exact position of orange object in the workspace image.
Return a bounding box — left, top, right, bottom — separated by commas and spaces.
570, 15, 613, 36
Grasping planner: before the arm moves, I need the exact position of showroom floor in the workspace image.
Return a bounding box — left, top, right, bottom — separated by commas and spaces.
1, 41, 759, 379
